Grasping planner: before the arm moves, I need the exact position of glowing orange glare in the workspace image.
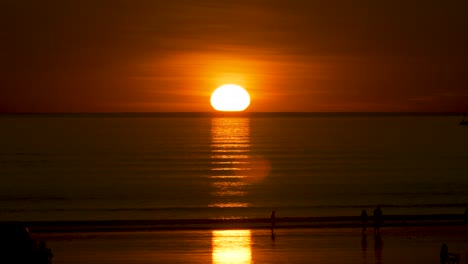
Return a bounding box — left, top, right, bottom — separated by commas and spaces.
235, 156, 271, 183
211, 84, 250, 112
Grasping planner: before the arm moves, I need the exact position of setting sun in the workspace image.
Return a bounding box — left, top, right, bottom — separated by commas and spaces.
211, 84, 250, 112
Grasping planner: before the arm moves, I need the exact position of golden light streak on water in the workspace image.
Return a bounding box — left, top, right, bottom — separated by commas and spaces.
210, 175, 248, 179
211, 154, 250, 159
212, 182, 248, 187
209, 118, 251, 208
208, 203, 250, 208
211, 161, 251, 165
209, 117, 271, 208
211, 149, 250, 153
211, 167, 250, 171
210, 143, 251, 148
212, 230, 252, 264
211, 190, 247, 197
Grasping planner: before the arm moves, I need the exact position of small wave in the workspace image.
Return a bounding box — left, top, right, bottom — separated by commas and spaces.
0, 195, 67, 202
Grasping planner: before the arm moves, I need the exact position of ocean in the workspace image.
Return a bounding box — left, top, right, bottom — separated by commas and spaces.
1, 114, 467, 222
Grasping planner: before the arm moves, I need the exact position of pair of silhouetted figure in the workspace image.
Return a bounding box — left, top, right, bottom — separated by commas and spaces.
360, 207, 383, 235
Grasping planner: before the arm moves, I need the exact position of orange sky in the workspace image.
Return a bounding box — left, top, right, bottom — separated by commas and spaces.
2, 1, 468, 112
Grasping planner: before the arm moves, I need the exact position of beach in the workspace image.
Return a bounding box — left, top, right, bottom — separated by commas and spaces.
33, 225, 468, 264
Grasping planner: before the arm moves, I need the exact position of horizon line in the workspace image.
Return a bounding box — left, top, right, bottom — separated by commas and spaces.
0, 111, 464, 116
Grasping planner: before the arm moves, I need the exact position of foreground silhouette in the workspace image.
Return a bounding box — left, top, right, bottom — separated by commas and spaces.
440, 243, 460, 264
0, 222, 53, 264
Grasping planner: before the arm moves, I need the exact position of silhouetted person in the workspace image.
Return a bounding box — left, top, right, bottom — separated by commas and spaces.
373, 206, 383, 236
440, 243, 448, 264
361, 209, 368, 233
270, 210, 276, 234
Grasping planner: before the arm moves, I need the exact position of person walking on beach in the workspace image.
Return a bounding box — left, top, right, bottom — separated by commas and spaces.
360, 209, 368, 233
373, 206, 383, 236
270, 210, 276, 234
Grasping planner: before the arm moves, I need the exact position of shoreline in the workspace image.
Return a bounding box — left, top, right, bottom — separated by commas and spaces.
8, 214, 466, 233
33, 226, 468, 264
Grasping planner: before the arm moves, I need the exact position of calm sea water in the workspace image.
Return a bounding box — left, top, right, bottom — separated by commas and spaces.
1, 114, 467, 221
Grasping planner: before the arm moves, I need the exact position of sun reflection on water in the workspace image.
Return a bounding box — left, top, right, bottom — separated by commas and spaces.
209, 118, 270, 208
212, 230, 252, 264
210, 118, 251, 208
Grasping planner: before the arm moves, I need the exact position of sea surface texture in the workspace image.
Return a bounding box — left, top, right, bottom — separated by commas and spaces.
1, 114, 467, 221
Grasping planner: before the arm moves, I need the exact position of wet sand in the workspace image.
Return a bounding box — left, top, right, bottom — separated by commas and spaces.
33, 226, 468, 264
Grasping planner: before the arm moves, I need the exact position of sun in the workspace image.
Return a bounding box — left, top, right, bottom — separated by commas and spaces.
210, 84, 251, 112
